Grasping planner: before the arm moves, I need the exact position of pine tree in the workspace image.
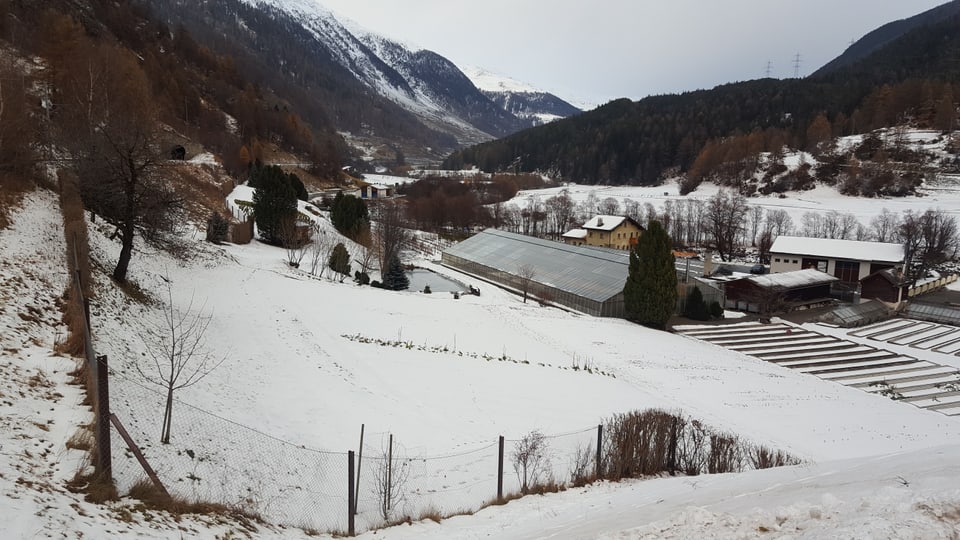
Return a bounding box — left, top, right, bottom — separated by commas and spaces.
330, 192, 369, 240
683, 287, 710, 321
623, 220, 677, 329
328, 242, 351, 281
252, 165, 298, 245
382, 256, 409, 291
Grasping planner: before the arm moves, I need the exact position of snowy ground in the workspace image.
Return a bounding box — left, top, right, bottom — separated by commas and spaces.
3, 187, 960, 538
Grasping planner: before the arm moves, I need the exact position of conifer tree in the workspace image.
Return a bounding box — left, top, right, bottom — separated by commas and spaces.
623, 220, 677, 329
252, 165, 298, 245
331, 192, 370, 240
328, 242, 351, 281
382, 256, 409, 291
683, 287, 710, 321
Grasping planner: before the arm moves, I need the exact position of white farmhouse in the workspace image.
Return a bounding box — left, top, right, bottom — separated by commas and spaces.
769, 236, 905, 284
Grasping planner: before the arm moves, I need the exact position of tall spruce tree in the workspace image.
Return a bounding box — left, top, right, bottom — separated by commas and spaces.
252, 165, 298, 245
623, 220, 677, 329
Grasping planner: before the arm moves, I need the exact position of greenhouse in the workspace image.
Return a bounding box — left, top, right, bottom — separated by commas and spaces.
441, 229, 630, 317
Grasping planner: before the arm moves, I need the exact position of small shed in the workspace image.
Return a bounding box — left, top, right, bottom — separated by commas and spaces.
725, 269, 839, 313
860, 268, 909, 304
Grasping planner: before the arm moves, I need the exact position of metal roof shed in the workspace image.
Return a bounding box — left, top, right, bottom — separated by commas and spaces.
441, 229, 630, 317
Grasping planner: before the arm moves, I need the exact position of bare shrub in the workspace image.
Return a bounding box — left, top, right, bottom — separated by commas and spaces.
708, 432, 744, 474
603, 409, 681, 480
677, 419, 709, 476
512, 430, 550, 494
373, 438, 410, 522
569, 443, 595, 487
748, 445, 802, 469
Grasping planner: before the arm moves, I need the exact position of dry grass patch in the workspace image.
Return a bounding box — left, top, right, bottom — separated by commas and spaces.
66, 428, 94, 452
127, 477, 262, 531
0, 172, 35, 230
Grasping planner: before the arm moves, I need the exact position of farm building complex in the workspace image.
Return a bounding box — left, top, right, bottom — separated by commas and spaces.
441, 229, 630, 317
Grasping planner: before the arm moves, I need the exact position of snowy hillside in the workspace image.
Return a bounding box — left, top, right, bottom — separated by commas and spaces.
5, 181, 960, 537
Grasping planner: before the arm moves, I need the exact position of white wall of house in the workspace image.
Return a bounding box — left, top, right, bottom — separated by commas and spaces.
770, 253, 874, 281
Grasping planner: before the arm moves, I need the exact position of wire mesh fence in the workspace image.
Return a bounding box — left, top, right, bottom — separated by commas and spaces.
109, 372, 352, 533
104, 364, 613, 535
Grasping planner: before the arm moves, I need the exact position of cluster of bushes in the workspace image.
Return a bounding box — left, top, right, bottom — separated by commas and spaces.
512, 408, 801, 498
600, 409, 798, 480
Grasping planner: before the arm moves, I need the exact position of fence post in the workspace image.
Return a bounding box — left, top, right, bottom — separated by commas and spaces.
497, 435, 504, 502
96, 355, 111, 480
110, 414, 168, 498
595, 424, 603, 480
354, 424, 364, 516
347, 450, 355, 537
386, 433, 393, 514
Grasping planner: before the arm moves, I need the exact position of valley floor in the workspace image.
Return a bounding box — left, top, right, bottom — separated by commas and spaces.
2, 187, 959, 538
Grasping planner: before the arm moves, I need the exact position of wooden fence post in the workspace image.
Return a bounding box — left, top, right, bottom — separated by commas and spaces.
386, 433, 393, 514
497, 435, 504, 502
348, 451, 355, 537
96, 355, 111, 479
595, 424, 603, 480
110, 414, 168, 498
354, 424, 364, 516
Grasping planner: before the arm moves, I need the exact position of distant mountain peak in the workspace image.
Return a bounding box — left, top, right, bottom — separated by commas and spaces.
461, 66, 542, 94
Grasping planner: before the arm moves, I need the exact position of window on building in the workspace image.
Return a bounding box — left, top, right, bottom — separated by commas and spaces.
774, 258, 781, 263
834, 260, 860, 283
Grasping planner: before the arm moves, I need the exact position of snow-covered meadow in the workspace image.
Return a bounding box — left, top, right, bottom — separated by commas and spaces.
4, 183, 960, 538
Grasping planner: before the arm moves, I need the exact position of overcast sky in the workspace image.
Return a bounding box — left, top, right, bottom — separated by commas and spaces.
317, 0, 947, 109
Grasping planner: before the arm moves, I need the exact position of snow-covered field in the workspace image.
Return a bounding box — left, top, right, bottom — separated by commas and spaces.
4, 187, 960, 538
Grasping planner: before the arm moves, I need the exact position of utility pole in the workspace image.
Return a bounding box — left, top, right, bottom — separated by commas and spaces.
764, 61, 773, 78
793, 53, 802, 78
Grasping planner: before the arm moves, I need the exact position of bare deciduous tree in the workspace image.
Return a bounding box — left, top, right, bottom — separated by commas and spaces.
545, 190, 576, 239
870, 208, 900, 243
705, 190, 749, 261
373, 436, 410, 522
136, 282, 225, 444
748, 206, 764, 247
512, 430, 550, 494
765, 209, 793, 237
517, 264, 537, 303
280, 215, 309, 268
370, 199, 410, 273
57, 43, 181, 283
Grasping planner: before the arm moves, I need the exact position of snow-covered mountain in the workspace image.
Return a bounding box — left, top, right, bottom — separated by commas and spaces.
229, 0, 528, 144
463, 66, 584, 125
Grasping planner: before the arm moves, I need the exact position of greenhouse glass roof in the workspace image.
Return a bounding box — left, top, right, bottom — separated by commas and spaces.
443, 229, 630, 303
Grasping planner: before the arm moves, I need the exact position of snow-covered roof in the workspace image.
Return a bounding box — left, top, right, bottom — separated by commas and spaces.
770, 236, 905, 264
582, 215, 628, 231
562, 228, 588, 239
745, 269, 839, 289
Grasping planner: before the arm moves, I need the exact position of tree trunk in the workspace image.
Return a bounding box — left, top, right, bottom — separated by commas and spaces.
112, 222, 135, 283
161, 385, 174, 444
